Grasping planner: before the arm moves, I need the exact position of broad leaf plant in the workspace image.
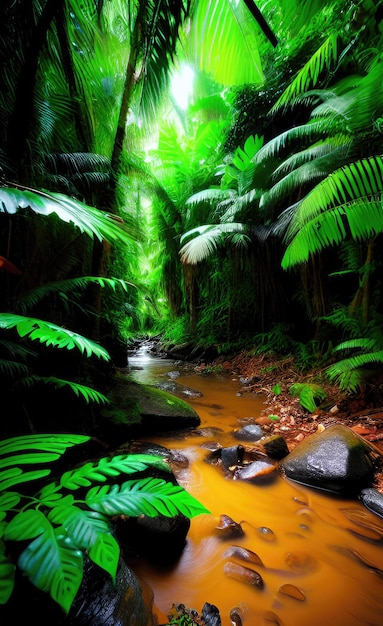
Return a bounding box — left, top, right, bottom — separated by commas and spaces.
0, 434, 209, 614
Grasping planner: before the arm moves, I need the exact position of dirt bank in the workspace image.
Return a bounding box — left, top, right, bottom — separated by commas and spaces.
205, 350, 383, 493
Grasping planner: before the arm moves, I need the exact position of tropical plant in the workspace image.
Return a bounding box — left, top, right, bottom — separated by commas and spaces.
0, 434, 209, 615
289, 382, 327, 412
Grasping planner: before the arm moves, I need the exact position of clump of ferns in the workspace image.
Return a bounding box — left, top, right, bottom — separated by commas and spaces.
0, 276, 135, 430
323, 305, 383, 393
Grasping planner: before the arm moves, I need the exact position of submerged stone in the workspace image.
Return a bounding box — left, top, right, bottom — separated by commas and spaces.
359, 487, 383, 520
234, 458, 277, 482
224, 561, 264, 589
279, 424, 376, 496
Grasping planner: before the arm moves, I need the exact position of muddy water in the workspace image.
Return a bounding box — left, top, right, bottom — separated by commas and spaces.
128, 353, 383, 626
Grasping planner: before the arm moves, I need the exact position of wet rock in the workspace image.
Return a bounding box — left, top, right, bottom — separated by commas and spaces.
285, 551, 318, 573
341, 506, 383, 540
234, 458, 277, 482
233, 424, 264, 441
359, 487, 383, 519
222, 545, 264, 567
224, 561, 264, 589
201, 602, 222, 626
257, 526, 276, 541
1, 556, 155, 626
214, 514, 244, 539
167, 370, 181, 379
120, 440, 189, 469
279, 424, 377, 496
278, 583, 306, 601
221, 445, 245, 469
116, 513, 191, 566
259, 434, 289, 460
263, 610, 284, 625
230, 606, 245, 626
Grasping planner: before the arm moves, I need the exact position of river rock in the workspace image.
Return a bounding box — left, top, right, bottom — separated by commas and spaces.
1, 556, 155, 626
116, 512, 191, 566
359, 487, 383, 519
234, 457, 277, 482
279, 424, 377, 496
233, 424, 264, 441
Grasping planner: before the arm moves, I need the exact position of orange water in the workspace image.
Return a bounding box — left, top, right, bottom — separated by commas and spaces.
128, 358, 383, 626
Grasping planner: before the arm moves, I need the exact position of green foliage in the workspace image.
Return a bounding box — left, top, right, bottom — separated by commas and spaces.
0, 434, 209, 614
272, 383, 282, 395
282, 155, 383, 268
289, 382, 327, 412
323, 306, 383, 392
0, 187, 131, 245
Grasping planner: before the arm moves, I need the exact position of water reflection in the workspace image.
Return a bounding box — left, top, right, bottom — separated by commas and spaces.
128, 354, 383, 626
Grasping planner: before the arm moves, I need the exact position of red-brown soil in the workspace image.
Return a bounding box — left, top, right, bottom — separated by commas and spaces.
207, 351, 383, 493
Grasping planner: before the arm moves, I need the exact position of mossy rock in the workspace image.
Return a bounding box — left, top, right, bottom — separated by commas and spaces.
99, 375, 200, 440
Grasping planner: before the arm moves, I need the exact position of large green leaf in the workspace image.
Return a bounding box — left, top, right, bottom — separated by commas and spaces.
0, 313, 110, 360
0, 540, 16, 604
60, 454, 171, 490
190, 0, 264, 87
86, 477, 210, 518
0, 434, 90, 457
282, 156, 383, 268
17, 526, 83, 613
0, 187, 130, 244
0, 468, 51, 492
48, 506, 110, 550
4, 509, 51, 542
88, 532, 119, 581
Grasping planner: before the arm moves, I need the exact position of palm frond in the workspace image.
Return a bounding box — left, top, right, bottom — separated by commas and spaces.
271, 135, 353, 181
0, 314, 110, 361
190, 0, 264, 87
0, 186, 132, 244
271, 34, 338, 112
23, 376, 109, 405
186, 188, 235, 207
260, 145, 351, 211
0, 359, 30, 378
282, 155, 383, 268
179, 223, 246, 264
16, 277, 133, 315
255, 119, 328, 163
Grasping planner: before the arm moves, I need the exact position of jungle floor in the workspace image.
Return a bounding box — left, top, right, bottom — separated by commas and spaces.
204, 350, 383, 494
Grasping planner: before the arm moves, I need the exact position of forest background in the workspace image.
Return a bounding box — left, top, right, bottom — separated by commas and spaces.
2, 0, 383, 434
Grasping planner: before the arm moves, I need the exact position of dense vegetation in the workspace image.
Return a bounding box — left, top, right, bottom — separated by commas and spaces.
2, 1, 383, 617
2, 0, 383, 429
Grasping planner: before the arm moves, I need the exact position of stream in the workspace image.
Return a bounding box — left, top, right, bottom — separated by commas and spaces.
127, 348, 383, 626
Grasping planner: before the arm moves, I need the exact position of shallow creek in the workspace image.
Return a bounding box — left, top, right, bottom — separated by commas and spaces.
127, 351, 383, 626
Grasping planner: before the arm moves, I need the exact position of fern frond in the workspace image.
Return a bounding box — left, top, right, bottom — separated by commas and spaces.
255, 119, 328, 163
0, 359, 30, 378
0, 186, 130, 244
0, 313, 110, 360
271, 136, 353, 181
86, 477, 209, 518
25, 377, 109, 405
0, 434, 90, 457
60, 454, 170, 490
16, 277, 133, 314
272, 34, 338, 112
327, 351, 383, 392
282, 155, 383, 268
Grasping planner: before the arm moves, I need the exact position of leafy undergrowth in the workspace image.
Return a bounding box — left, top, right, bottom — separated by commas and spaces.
205, 350, 383, 493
